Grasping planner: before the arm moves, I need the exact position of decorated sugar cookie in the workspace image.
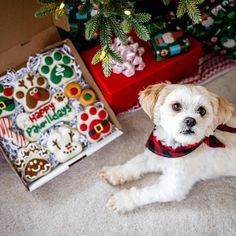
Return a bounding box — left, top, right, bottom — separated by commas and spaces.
14, 75, 51, 113
39, 50, 76, 87
79, 89, 96, 106
14, 143, 52, 182
64, 82, 82, 99
47, 126, 82, 163
16, 92, 75, 141
77, 105, 112, 143
0, 117, 28, 147
0, 84, 15, 117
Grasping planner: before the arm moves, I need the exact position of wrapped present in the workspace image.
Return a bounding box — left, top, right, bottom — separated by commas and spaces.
186, 0, 236, 59
81, 36, 202, 113
147, 17, 190, 61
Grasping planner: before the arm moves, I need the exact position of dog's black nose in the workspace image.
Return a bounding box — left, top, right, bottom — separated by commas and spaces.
184, 117, 196, 127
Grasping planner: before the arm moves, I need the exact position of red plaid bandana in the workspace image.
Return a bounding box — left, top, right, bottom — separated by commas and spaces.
146, 124, 236, 158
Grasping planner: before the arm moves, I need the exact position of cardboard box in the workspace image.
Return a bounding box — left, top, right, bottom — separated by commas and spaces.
81, 36, 202, 113
0, 1, 122, 191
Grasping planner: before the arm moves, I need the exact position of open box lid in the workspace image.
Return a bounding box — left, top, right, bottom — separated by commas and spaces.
0, 0, 69, 74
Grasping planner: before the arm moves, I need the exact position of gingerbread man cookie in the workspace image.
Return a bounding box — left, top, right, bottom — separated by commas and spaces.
39, 50, 76, 87
14, 143, 52, 182
16, 92, 75, 141
47, 126, 82, 163
0, 117, 28, 147
14, 74, 51, 113
0, 84, 15, 117
77, 105, 112, 143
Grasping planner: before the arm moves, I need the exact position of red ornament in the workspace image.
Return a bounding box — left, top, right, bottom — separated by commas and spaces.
4, 87, 13, 97
70, 87, 78, 95
80, 124, 87, 131
81, 113, 88, 121
98, 110, 106, 119
89, 107, 97, 115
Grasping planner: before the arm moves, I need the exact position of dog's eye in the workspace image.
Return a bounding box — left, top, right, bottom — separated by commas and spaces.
172, 103, 182, 112
197, 106, 206, 117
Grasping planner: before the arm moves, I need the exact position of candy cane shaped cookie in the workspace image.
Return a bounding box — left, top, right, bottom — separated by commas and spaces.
0, 117, 28, 147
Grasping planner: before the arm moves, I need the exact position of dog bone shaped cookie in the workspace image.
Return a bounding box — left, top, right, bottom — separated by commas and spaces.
16, 92, 75, 141
14, 75, 51, 113
0, 117, 28, 147
47, 126, 82, 163
14, 143, 52, 182
77, 105, 112, 143
0, 84, 15, 118
39, 51, 76, 87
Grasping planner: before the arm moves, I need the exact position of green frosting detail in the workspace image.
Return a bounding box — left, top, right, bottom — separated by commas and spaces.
84, 93, 92, 100
51, 64, 73, 84
45, 56, 53, 65
63, 56, 71, 64
41, 65, 49, 74
0, 84, 4, 93
0, 96, 15, 112
54, 52, 62, 61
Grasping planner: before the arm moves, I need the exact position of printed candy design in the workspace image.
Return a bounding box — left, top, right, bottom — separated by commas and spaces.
47, 126, 82, 163
14, 75, 51, 113
14, 143, 52, 182
0, 84, 15, 118
16, 92, 75, 141
0, 117, 28, 147
39, 51, 75, 87
77, 105, 112, 143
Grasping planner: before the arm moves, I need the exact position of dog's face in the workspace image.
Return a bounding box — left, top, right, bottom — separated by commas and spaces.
139, 83, 234, 146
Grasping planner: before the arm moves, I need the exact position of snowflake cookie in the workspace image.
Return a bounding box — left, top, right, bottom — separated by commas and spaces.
0, 84, 15, 118
14, 143, 52, 182
77, 105, 112, 143
47, 126, 82, 163
39, 50, 76, 87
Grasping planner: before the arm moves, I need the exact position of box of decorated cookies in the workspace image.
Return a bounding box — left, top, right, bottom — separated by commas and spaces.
0, 39, 123, 191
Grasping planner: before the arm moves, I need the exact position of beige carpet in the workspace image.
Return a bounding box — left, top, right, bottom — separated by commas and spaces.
1, 69, 236, 236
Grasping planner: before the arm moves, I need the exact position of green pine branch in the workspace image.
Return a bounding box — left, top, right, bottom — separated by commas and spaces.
35, 2, 60, 17
177, 0, 203, 23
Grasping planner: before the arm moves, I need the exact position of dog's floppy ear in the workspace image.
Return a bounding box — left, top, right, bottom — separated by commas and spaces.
210, 92, 235, 127
139, 82, 169, 119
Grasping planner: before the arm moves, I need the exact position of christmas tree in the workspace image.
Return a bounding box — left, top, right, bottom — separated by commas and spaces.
35, 0, 205, 77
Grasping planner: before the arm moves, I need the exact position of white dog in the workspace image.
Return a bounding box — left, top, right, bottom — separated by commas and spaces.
99, 83, 236, 213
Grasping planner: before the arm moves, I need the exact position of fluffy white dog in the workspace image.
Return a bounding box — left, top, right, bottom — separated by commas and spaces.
99, 83, 236, 213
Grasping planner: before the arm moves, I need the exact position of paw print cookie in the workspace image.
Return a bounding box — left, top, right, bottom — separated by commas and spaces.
77, 105, 112, 143
0, 84, 15, 117
14, 74, 51, 113
16, 92, 75, 141
47, 126, 82, 163
39, 51, 76, 87
14, 143, 52, 182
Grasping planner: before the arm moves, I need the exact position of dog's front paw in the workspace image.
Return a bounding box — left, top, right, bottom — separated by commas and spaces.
98, 166, 127, 186
106, 189, 135, 213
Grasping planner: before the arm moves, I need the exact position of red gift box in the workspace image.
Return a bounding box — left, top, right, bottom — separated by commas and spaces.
81, 36, 202, 113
